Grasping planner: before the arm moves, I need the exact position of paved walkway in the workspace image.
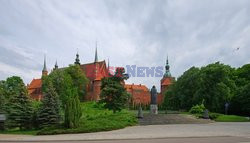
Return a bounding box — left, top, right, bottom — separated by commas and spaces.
1, 137, 250, 143
139, 114, 213, 125
0, 122, 250, 141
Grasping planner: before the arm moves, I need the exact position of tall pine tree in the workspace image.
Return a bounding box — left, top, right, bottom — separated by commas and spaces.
6, 77, 33, 130
38, 77, 60, 128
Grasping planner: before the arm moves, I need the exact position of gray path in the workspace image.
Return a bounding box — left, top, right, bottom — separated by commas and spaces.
1, 137, 250, 143
139, 114, 213, 125
0, 122, 250, 142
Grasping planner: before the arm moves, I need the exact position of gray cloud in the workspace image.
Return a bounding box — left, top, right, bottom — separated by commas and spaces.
0, 0, 250, 90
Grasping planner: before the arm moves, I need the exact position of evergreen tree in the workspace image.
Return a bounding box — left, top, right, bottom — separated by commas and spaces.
5, 77, 33, 130
100, 68, 130, 113
38, 77, 60, 128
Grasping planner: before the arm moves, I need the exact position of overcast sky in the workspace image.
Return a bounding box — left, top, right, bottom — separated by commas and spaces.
0, 0, 249, 90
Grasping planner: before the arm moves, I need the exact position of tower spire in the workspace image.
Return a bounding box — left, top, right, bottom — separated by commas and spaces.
107, 58, 110, 69
164, 55, 171, 78
75, 50, 80, 65
42, 54, 48, 76
54, 60, 58, 70
167, 54, 169, 65
94, 41, 98, 63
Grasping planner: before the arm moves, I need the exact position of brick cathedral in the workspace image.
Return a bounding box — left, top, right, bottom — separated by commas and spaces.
28, 48, 173, 106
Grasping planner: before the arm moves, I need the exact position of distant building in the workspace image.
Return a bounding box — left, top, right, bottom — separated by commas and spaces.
158, 56, 174, 104
27, 56, 47, 101
126, 56, 174, 107
27, 48, 174, 106
28, 48, 109, 101
125, 84, 151, 106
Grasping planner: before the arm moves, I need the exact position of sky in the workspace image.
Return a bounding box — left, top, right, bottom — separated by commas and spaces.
0, 0, 250, 90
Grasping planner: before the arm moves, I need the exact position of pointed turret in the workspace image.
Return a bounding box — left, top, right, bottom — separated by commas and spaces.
75, 51, 80, 65
94, 42, 98, 63
107, 58, 110, 69
164, 56, 171, 78
107, 58, 111, 76
53, 60, 58, 70
42, 55, 48, 76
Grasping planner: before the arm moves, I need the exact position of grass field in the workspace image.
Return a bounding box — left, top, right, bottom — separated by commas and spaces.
215, 115, 250, 122
181, 111, 250, 122
0, 102, 138, 135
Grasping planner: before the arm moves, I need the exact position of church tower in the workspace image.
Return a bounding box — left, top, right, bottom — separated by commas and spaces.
160, 56, 173, 94
92, 42, 100, 100
42, 55, 48, 76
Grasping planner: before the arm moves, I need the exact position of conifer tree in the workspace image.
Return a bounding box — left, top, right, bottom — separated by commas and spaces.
38, 78, 60, 128
6, 77, 33, 130
100, 68, 130, 113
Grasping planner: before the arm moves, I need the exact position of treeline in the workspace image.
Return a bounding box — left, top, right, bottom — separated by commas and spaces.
163, 62, 250, 116
0, 65, 88, 130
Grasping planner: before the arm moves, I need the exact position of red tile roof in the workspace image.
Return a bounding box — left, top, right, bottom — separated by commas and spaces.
28, 79, 42, 89
125, 84, 149, 92
125, 84, 151, 105
80, 60, 109, 81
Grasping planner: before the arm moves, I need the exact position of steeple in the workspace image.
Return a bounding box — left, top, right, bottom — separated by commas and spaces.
54, 60, 58, 70
74, 50, 80, 65
107, 58, 110, 75
42, 55, 48, 76
107, 58, 110, 69
94, 42, 98, 63
164, 55, 171, 78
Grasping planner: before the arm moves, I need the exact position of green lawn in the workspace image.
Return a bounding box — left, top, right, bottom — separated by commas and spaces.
0, 129, 38, 135
0, 102, 138, 135
181, 111, 250, 122
215, 115, 250, 122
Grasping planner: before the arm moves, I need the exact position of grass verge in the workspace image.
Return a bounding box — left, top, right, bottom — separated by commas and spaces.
215, 115, 250, 122
181, 112, 250, 122
37, 102, 137, 135
0, 102, 138, 135
0, 129, 38, 135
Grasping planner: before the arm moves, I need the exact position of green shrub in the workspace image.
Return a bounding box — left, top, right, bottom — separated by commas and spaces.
189, 104, 206, 114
